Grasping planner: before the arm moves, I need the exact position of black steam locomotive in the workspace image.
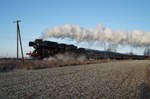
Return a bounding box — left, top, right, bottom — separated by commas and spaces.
27, 39, 86, 59
27, 39, 148, 60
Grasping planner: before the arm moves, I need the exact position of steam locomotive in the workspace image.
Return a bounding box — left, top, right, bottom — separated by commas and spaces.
27, 39, 86, 59
27, 39, 148, 60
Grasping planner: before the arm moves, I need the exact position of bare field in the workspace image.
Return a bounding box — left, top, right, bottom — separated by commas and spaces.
0, 60, 150, 99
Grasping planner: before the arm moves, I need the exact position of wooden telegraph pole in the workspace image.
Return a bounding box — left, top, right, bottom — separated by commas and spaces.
13, 20, 24, 64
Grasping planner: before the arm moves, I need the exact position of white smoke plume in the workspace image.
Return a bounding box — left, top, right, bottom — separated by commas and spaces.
41, 23, 150, 47
44, 54, 87, 62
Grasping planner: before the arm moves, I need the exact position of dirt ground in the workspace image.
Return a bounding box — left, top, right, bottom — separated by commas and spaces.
0, 60, 150, 99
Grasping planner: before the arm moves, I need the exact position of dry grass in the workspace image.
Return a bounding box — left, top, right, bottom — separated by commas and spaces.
17, 59, 112, 70
0, 58, 134, 71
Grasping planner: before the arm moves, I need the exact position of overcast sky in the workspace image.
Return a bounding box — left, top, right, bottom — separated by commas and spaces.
0, 0, 150, 57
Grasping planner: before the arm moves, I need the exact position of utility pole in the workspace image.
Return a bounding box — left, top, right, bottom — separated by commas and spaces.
13, 20, 24, 64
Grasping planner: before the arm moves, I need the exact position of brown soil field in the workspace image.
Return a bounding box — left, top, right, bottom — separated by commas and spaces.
0, 60, 150, 98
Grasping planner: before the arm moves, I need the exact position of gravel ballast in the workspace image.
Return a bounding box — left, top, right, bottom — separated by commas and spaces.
0, 60, 150, 99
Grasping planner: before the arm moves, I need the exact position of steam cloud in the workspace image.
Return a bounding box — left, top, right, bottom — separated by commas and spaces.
44, 54, 87, 62
41, 23, 150, 47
